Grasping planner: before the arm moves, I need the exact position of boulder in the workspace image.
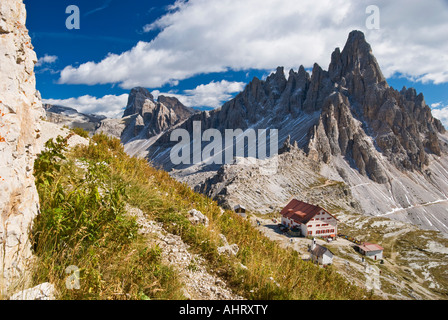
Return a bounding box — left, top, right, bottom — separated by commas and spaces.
217, 244, 239, 257
188, 209, 209, 227
9, 283, 55, 300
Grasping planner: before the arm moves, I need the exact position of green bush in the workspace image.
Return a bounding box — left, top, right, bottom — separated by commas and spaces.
33, 137, 134, 250
70, 127, 89, 138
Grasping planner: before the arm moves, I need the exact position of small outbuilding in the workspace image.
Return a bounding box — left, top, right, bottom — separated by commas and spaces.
234, 204, 247, 218
357, 242, 384, 261
309, 238, 334, 266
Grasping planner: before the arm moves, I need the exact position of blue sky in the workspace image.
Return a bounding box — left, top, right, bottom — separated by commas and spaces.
24, 0, 448, 125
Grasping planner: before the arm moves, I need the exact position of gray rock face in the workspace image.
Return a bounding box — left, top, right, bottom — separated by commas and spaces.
141, 31, 445, 182
9, 282, 55, 300
0, 0, 44, 294
96, 115, 134, 140
321, 30, 444, 174
97, 87, 197, 143
158, 95, 197, 120
306, 92, 389, 184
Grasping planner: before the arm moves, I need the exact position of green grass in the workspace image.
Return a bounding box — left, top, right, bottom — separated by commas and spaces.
70, 127, 90, 138
31, 136, 183, 300
31, 133, 374, 300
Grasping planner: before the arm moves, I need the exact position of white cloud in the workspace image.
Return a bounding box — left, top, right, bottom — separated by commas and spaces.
84, 0, 112, 17
36, 54, 58, 67
59, 0, 448, 88
43, 94, 129, 119
152, 80, 246, 109
431, 103, 448, 129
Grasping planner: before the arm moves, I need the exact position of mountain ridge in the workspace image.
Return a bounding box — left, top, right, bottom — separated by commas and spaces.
128, 31, 445, 176
95, 30, 448, 234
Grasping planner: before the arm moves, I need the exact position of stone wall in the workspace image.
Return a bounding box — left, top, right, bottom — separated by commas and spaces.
0, 0, 44, 295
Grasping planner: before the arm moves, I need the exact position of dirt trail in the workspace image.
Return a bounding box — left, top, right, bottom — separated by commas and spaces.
127, 205, 244, 300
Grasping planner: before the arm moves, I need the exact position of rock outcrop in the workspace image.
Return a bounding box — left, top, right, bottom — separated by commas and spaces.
188, 209, 209, 227
0, 0, 44, 294
9, 282, 55, 300
311, 31, 445, 178
97, 87, 197, 143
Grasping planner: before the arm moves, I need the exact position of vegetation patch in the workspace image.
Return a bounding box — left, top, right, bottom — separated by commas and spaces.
32, 133, 373, 300
31, 136, 183, 300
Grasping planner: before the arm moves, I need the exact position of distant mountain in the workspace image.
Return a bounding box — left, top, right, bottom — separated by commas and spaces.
110, 30, 448, 234
43, 104, 106, 133
96, 87, 198, 143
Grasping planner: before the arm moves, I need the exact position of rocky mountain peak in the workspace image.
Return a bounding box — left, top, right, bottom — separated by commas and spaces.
331, 31, 386, 93
117, 30, 448, 236
158, 95, 197, 120
302, 30, 446, 177
266, 66, 287, 94
100, 87, 198, 143
123, 87, 155, 117
124, 30, 446, 186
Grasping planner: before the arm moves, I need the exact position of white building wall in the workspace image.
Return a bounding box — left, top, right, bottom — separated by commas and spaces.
321, 253, 333, 265
305, 210, 338, 237
281, 216, 302, 229
301, 224, 307, 236
312, 252, 333, 265
365, 250, 383, 260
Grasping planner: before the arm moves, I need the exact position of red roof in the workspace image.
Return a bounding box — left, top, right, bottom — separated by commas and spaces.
280, 199, 336, 224
359, 242, 384, 252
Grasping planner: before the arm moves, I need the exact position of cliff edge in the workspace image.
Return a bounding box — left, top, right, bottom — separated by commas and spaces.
0, 0, 44, 294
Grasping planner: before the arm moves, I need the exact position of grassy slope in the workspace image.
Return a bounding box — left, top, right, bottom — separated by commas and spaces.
31, 133, 372, 300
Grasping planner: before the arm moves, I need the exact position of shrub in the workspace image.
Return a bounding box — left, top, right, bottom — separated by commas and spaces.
70, 127, 90, 139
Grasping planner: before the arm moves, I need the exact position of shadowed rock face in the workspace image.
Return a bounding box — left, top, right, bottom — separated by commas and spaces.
306, 30, 445, 183
98, 87, 197, 143
137, 31, 445, 183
